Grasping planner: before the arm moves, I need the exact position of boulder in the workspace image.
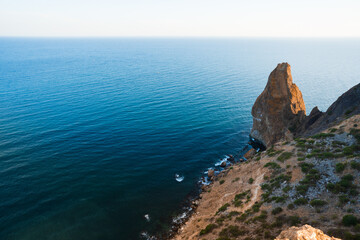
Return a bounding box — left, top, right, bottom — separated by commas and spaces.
243, 148, 256, 159
228, 155, 235, 162
207, 169, 215, 178
276, 225, 340, 240
220, 161, 227, 167
251, 63, 306, 147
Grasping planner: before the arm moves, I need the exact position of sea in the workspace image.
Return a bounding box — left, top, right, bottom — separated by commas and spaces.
0, 38, 359, 240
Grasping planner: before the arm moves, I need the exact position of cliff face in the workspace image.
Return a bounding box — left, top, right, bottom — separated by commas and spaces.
251, 63, 306, 147
300, 83, 360, 136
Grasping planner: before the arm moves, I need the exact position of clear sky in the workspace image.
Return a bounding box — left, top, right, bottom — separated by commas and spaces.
1, 0, 360, 37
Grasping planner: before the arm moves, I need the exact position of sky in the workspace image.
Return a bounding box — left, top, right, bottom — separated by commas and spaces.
1, 0, 360, 37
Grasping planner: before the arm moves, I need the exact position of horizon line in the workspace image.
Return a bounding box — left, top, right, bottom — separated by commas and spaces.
1, 36, 360, 39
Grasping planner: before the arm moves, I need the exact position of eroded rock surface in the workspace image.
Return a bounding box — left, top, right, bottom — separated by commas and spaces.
276, 225, 340, 240
251, 63, 306, 147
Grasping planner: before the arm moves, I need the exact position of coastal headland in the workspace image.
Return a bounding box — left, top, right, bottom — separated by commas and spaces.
171, 63, 360, 240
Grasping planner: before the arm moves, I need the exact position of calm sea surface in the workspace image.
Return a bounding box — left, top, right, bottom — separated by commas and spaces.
0, 38, 359, 240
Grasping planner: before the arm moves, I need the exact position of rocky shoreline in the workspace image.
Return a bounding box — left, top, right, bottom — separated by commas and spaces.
168, 63, 360, 240
160, 154, 252, 240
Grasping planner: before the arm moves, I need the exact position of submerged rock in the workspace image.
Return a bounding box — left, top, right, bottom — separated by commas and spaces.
251, 63, 306, 147
276, 225, 340, 240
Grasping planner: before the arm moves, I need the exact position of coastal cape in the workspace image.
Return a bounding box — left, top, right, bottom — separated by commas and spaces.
171, 63, 360, 240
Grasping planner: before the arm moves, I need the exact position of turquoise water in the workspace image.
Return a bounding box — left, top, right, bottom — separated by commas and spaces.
0, 38, 359, 240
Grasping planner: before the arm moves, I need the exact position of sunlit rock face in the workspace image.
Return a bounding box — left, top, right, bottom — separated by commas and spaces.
250, 63, 306, 147
276, 225, 340, 240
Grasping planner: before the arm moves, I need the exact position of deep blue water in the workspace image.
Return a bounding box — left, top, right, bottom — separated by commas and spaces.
0, 38, 359, 240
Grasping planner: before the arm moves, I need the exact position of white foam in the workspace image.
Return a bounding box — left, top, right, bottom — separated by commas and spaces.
214, 156, 229, 167
140, 232, 157, 240
144, 214, 150, 222
175, 174, 184, 182
173, 207, 192, 224
200, 177, 211, 185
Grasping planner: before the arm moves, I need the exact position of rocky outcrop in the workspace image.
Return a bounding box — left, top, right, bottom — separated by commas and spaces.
251, 63, 306, 147
243, 148, 256, 159
276, 225, 340, 240
301, 83, 360, 136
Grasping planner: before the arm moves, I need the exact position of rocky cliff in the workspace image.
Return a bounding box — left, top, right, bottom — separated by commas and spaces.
251, 63, 306, 147
251, 63, 360, 148
300, 83, 360, 136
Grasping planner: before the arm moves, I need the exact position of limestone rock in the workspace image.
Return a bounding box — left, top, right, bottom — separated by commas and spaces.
276, 225, 340, 240
251, 63, 306, 147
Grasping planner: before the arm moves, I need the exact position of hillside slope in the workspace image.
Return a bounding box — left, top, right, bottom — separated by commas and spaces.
173, 114, 360, 240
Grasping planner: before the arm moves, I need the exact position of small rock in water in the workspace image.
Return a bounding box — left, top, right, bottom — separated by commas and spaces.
175, 174, 184, 182
144, 214, 150, 222
207, 169, 215, 178
220, 161, 227, 167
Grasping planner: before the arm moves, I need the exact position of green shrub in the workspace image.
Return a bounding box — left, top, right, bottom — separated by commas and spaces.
216, 216, 226, 224
216, 203, 230, 214
350, 128, 360, 142
350, 160, 360, 170
288, 215, 301, 226
232, 177, 240, 182
234, 191, 250, 207
355, 224, 360, 232
277, 152, 293, 162
299, 162, 314, 173
339, 195, 350, 205
264, 162, 281, 169
311, 133, 335, 139
253, 211, 268, 222
283, 185, 292, 193
335, 163, 347, 173
345, 108, 354, 115
342, 215, 358, 226
252, 202, 262, 212
271, 207, 283, 215
343, 146, 355, 155
200, 223, 217, 235
287, 203, 295, 210
219, 225, 248, 238
330, 128, 337, 133
236, 213, 249, 222
294, 198, 308, 205
275, 195, 288, 203
310, 199, 327, 207
219, 179, 225, 185
248, 178, 254, 184
296, 184, 309, 195
318, 152, 335, 159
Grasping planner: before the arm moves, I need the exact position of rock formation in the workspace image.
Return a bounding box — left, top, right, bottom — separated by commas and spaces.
276, 225, 340, 240
300, 83, 360, 136
250, 63, 306, 147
